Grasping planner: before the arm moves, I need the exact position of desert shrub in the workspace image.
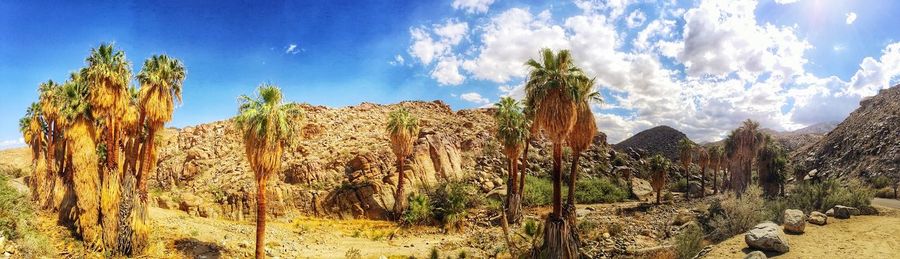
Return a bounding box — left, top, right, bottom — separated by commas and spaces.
870, 175, 893, 189
875, 187, 896, 199
674, 223, 704, 259
575, 177, 629, 204
402, 193, 432, 225
522, 218, 540, 237
0, 174, 49, 256
345, 247, 362, 259
523, 175, 552, 206
605, 221, 624, 237
430, 180, 479, 230
786, 178, 873, 212
706, 186, 772, 241
429, 247, 440, 259
764, 199, 789, 224
670, 178, 688, 192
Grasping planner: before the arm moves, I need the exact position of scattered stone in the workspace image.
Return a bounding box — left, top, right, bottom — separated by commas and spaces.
744, 250, 767, 259
808, 211, 827, 225
744, 222, 790, 253
671, 209, 693, 226
825, 208, 835, 217
782, 209, 806, 233
832, 205, 857, 219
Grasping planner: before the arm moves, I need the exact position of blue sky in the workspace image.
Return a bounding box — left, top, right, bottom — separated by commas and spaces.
2, 0, 900, 148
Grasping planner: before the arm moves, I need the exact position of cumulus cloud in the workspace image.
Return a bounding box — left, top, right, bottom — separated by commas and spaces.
406, 0, 900, 143
626, 10, 647, 28
846, 12, 857, 25
460, 92, 490, 105
774, 0, 799, 4
452, 0, 495, 14
389, 55, 405, 66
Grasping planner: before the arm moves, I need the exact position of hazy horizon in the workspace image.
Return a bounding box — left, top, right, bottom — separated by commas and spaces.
3, 0, 900, 149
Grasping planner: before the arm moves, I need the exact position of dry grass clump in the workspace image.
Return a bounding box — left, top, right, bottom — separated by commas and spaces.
706, 186, 771, 241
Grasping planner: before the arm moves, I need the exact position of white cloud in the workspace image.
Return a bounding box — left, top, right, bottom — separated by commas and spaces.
0, 138, 24, 150
406, 0, 900, 143
460, 92, 490, 105
846, 12, 857, 25
285, 44, 301, 54
774, 0, 799, 4
431, 57, 466, 85
452, 0, 495, 14
626, 10, 647, 29
389, 55, 405, 66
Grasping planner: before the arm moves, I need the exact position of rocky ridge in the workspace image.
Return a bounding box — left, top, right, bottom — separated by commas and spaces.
613, 125, 689, 161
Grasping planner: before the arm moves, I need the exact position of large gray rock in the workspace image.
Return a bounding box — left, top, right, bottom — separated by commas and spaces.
745, 222, 790, 253
744, 251, 767, 259
782, 209, 806, 233
631, 177, 654, 201
832, 205, 858, 219
808, 211, 827, 225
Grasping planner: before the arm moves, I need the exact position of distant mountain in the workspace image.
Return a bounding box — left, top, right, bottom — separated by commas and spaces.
791, 121, 838, 135
613, 125, 689, 161
794, 85, 900, 180
755, 121, 838, 153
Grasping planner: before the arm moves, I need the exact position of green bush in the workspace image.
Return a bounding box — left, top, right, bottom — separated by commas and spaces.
523, 175, 552, 206
670, 178, 688, 192
786, 178, 874, 212
706, 186, 772, 241
430, 180, 479, 230
875, 187, 896, 199
523, 175, 629, 206
0, 174, 49, 257
870, 175, 893, 189
402, 193, 432, 225
522, 218, 540, 237
575, 177, 629, 203
674, 223, 704, 259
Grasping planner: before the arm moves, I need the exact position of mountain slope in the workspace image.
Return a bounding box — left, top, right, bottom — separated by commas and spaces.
794, 85, 900, 180
613, 125, 688, 160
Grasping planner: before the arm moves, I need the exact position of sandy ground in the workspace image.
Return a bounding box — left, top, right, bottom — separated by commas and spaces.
704, 207, 900, 259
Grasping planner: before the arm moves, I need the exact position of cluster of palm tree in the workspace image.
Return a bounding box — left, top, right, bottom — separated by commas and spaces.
756, 135, 789, 197
521, 48, 601, 258
677, 138, 694, 199
19, 43, 185, 255
723, 119, 767, 195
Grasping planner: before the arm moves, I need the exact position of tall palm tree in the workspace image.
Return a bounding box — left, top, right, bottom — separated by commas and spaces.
757, 136, 787, 197
494, 97, 529, 224
695, 147, 709, 198
85, 43, 132, 249
525, 48, 584, 258
236, 84, 297, 259
728, 119, 765, 195
708, 146, 722, 194
386, 107, 420, 218
38, 80, 63, 210
60, 72, 103, 248
21, 102, 47, 203
565, 77, 601, 217
649, 154, 670, 204
677, 138, 694, 200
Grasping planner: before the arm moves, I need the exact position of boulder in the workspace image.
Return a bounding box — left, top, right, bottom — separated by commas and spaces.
688, 181, 702, 196
179, 193, 204, 216
744, 251, 767, 259
672, 209, 694, 226
631, 178, 654, 201
808, 211, 827, 225
782, 209, 806, 233
156, 196, 178, 210
825, 208, 835, 217
744, 222, 790, 253
832, 205, 857, 219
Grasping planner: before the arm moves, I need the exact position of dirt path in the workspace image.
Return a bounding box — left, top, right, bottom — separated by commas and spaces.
872, 198, 900, 209
704, 208, 900, 258
149, 207, 469, 258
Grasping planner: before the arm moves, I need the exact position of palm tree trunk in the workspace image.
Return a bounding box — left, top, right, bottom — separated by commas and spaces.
567, 153, 580, 207
138, 126, 156, 200
393, 158, 407, 218
712, 163, 718, 194
700, 163, 706, 197
656, 188, 661, 204
256, 178, 267, 259
551, 143, 563, 218
684, 162, 691, 201
506, 152, 521, 224
519, 139, 529, 195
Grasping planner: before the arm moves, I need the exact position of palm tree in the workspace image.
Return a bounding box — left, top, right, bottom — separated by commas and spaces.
565, 77, 601, 218
708, 146, 722, 194
525, 48, 584, 258
494, 97, 529, 224
38, 80, 63, 210
386, 107, 420, 218
60, 72, 103, 248
757, 136, 787, 197
85, 43, 132, 249
677, 138, 694, 200
21, 102, 47, 203
695, 146, 709, 198
727, 119, 765, 195
236, 84, 297, 259
649, 154, 670, 204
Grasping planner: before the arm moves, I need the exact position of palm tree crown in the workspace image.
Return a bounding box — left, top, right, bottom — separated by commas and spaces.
235, 84, 297, 180
494, 97, 529, 155
386, 107, 420, 159
138, 55, 186, 126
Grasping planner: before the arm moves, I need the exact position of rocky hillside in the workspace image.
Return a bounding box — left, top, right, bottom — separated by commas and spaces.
613, 125, 689, 160
148, 100, 618, 221
794, 85, 900, 180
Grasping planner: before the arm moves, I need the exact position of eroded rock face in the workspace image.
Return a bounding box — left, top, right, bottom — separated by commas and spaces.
782, 209, 806, 234
808, 211, 827, 225
745, 222, 790, 253
630, 177, 653, 202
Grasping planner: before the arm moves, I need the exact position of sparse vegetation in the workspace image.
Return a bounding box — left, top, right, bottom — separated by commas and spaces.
402, 193, 432, 225
523, 175, 628, 206
430, 180, 479, 230
706, 186, 771, 241
782, 178, 874, 213
674, 223, 704, 259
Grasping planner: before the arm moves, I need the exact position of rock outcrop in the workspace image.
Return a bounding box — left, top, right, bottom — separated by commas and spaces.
744, 222, 790, 253
794, 85, 900, 182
